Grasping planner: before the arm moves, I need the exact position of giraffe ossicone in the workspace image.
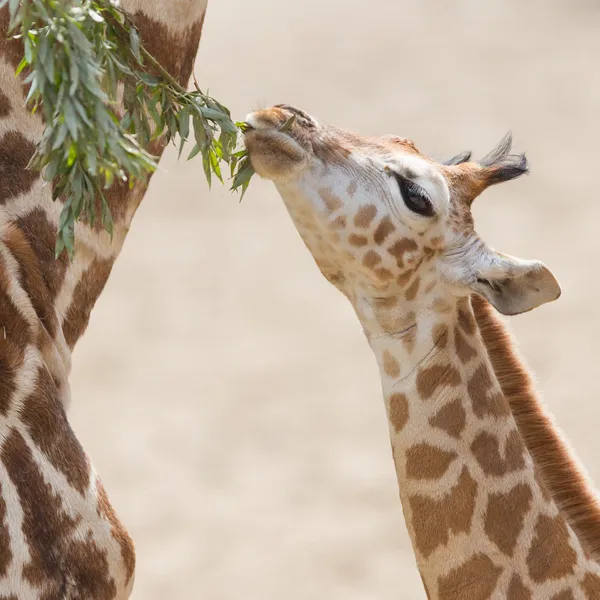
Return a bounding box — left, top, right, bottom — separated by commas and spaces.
244, 105, 600, 599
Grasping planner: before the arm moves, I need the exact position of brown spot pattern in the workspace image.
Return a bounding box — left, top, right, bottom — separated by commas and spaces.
484, 484, 532, 556
349, 234, 368, 247
458, 306, 477, 335
388, 238, 418, 267
471, 430, 525, 476
0, 90, 11, 118
16, 209, 69, 301
406, 444, 457, 480
409, 466, 478, 557
331, 215, 346, 229
0, 483, 11, 578
416, 364, 461, 400
374, 217, 395, 245
132, 11, 205, 89
4, 225, 58, 338
468, 365, 510, 418
507, 574, 532, 600
319, 188, 342, 214
405, 276, 420, 301
63, 258, 113, 348
21, 368, 90, 494
527, 514, 577, 582
0, 7, 25, 70
97, 481, 136, 585
0, 256, 33, 414
1, 429, 116, 597
582, 572, 600, 599
432, 323, 448, 348
354, 205, 377, 228
375, 267, 393, 281
0, 132, 39, 204
362, 250, 381, 268
437, 553, 502, 600
551, 591, 575, 600
396, 270, 413, 286
455, 328, 476, 363
382, 349, 400, 378
429, 399, 466, 439
388, 393, 408, 432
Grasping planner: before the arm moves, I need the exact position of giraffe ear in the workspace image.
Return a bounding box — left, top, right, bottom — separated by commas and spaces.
468, 251, 561, 315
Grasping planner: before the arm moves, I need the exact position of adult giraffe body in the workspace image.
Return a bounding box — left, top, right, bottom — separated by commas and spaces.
244, 105, 600, 599
0, 1, 207, 597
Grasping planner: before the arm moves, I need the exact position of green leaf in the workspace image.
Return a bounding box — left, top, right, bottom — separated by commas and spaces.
15, 56, 28, 76
88, 9, 104, 23
209, 148, 222, 183
8, 0, 19, 23
193, 115, 206, 149
202, 152, 212, 188
179, 106, 190, 141
138, 72, 160, 87
44, 153, 62, 181
129, 27, 141, 62
187, 142, 202, 161
10, 0, 250, 257
279, 114, 296, 132
231, 156, 255, 200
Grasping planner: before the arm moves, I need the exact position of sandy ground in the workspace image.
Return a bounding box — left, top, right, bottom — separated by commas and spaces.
69, 1, 600, 598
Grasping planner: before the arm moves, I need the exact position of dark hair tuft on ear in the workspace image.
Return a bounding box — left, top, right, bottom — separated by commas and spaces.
478, 131, 529, 185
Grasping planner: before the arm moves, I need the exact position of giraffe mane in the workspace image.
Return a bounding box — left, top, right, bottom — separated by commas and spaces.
472, 293, 600, 560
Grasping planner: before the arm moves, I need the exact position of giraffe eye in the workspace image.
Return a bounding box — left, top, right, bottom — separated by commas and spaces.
394, 174, 434, 217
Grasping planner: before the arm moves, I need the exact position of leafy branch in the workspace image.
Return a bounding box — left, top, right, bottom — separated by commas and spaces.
2, 0, 255, 258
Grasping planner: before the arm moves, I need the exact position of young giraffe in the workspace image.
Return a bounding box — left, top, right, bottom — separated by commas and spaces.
244, 105, 600, 599
0, 0, 207, 597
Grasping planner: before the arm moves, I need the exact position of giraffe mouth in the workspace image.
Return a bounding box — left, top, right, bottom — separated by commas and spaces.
243, 111, 309, 181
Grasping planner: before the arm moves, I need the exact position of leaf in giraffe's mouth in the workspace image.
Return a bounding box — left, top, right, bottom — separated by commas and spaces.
278, 114, 297, 133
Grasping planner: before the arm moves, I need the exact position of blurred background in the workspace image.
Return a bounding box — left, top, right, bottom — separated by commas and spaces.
70, 1, 600, 598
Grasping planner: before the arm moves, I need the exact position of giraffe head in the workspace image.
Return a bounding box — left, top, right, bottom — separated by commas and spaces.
244, 105, 560, 321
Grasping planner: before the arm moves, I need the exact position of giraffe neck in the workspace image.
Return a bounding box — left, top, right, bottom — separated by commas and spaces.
362, 297, 600, 600
473, 295, 600, 564
0, 2, 207, 597
0, 1, 207, 405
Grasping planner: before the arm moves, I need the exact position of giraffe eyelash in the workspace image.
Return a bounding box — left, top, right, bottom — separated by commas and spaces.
392, 172, 435, 217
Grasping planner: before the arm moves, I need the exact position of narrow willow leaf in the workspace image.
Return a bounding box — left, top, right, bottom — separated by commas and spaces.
209, 149, 222, 183
8, 0, 19, 22
88, 9, 103, 23
187, 142, 202, 161
129, 28, 141, 62
15, 56, 28, 76
7, 0, 252, 255
179, 106, 190, 141
202, 152, 212, 188
44, 153, 62, 181
58, 196, 73, 230
199, 106, 230, 123
231, 157, 255, 192
219, 130, 230, 162
54, 234, 66, 259
62, 222, 75, 258
193, 116, 206, 149
279, 114, 296, 132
